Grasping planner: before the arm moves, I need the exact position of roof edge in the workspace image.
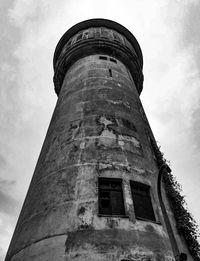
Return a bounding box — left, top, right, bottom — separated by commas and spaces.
53, 18, 143, 69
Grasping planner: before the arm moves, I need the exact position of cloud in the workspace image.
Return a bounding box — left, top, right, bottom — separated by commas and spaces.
8, 0, 46, 27
176, 1, 200, 152
0, 189, 17, 215
139, 1, 200, 233
178, 1, 200, 60
192, 108, 200, 150
0, 179, 19, 260
0, 178, 18, 215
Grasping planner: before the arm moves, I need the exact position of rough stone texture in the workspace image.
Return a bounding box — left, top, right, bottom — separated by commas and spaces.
6, 20, 194, 261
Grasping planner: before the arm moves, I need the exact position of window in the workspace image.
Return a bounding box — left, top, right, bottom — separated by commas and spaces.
110, 57, 117, 63
99, 56, 107, 60
99, 178, 125, 216
108, 69, 112, 77
131, 181, 156, 221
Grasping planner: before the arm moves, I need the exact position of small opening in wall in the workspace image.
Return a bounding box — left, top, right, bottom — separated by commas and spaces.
110, 57, 117, 63
180, 253, 187, 261
99, 56, 107, 60
109, 69, 112, 77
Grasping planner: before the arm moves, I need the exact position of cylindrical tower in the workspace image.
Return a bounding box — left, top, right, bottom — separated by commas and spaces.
6, 19, 194, 261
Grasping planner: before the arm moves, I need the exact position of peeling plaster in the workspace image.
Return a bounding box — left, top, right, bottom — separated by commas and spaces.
78, 206, 93, 228
106, 100, 131, 108
99, 116, 113, 127
99, 129, 116, 146
80, 142, 85, 149
119, 135, 140, 147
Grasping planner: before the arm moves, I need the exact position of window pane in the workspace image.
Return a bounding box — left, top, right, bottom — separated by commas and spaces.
111, 190, 125, 215
100, 191, 110, 199
99, 191, 111, 214
99, 178, 125, 216
131, 182, 156, 221
99, 180, 110, 189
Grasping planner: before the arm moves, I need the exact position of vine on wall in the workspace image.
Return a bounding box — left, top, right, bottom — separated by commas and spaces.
151, 139, 200, 261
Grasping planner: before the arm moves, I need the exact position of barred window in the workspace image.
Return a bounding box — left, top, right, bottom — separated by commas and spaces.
131, 181, 156, 221
99, 178, 125, 216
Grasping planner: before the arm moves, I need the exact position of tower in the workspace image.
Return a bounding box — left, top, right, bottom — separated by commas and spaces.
6, 19, 195, 261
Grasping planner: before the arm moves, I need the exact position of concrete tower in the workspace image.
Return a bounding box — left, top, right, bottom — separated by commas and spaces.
6, 19, 194, 261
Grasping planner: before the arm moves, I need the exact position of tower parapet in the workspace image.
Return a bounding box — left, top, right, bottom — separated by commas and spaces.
53, 19, 143, 95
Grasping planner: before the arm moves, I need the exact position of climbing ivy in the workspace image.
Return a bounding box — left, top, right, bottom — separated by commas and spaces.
150, 139, 200, 261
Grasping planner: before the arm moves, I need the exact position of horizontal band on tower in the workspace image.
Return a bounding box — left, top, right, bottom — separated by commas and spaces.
53, 18, 143, 69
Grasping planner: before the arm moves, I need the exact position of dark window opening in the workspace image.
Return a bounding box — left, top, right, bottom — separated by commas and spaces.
110, 57, 117, 63
109, 69, 112, 77
99, 178, 125, 216
131, 181, 156, 222
99, 56, 107, 60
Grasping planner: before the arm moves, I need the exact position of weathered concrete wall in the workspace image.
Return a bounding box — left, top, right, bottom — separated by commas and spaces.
6, 54, 173, 260
6, 21, 194, 261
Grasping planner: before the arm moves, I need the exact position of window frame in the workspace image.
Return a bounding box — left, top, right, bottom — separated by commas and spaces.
98, 177, 127, 217
130, 181, 156, 222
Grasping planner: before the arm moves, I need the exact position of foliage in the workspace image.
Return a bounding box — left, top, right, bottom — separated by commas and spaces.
151, 139, 200, 261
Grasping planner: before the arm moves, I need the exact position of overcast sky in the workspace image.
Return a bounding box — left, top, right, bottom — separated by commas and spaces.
1, 0, 200, 259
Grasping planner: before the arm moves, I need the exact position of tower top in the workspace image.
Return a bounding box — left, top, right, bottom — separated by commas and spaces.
53, 18, 144, 95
